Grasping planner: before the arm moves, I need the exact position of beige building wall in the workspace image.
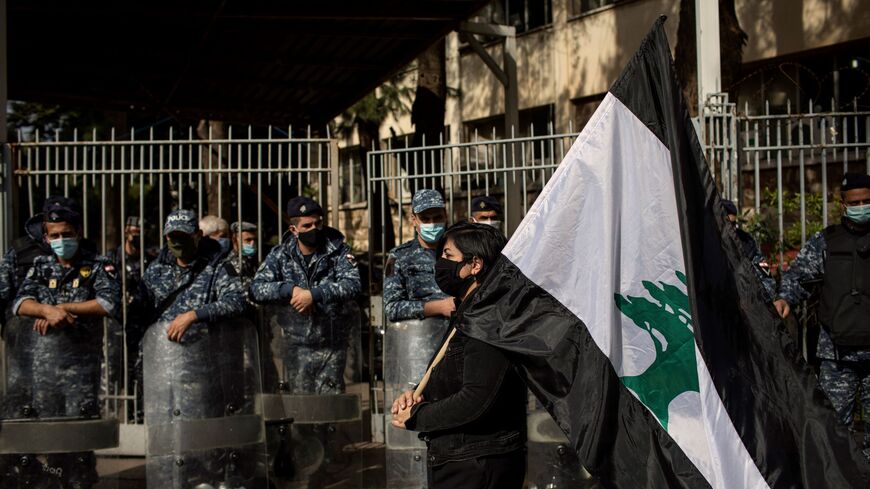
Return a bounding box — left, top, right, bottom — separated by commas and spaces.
739, 0, 870, 63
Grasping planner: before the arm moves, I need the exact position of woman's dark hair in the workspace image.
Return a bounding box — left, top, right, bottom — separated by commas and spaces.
437, 221, 507, 281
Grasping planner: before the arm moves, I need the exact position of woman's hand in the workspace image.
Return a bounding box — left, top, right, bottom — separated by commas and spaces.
391, 390, 423, 415
390, 389, 423, 430
392, 404, 413, 429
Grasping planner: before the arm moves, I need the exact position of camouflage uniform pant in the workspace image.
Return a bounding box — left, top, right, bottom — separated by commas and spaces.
1, 326, 100, 489
280, 346, 347, 395
819, 359, 870, 460
145, 326, 265, 489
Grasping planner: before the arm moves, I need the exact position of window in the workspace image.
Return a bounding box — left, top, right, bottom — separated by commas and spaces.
338, 146, 366, 205
473, 0, 552, 35
570, 0, 625, 17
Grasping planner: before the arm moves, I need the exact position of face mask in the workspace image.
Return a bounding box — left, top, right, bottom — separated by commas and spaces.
478, 220, 502, 230
127, 234, 141, 250
50, 238, 79, 260
434, 257, 476, 298
419, 223, 446, 244
845, 204, 870, 225
216, 237, 231, 253
167, 235, 198, 261
297, 228, 323, 249
242, 243, 257, 257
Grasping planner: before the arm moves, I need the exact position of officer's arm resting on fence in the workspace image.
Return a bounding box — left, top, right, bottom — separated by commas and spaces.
777, 231, 826, 306
193, 263, 246, 322
250, 250, 299, 304
383, 255, 425, 322
404, 337, 510, 432
309, 244, 361, 308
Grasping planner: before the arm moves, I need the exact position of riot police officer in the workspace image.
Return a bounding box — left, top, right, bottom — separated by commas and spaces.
0, 198, 57, 319
382, 189, 455, 486
9, 197, 120, 489
383, 189, 455, 324
200, 215, 231, 253
774, 172, 870, 461
468, 195, 502, 231
105, 216, 151, 423
722, 200, 775, 300
250, 196, 361, 394
228, 220, 259, 294
137, 209, 254, 488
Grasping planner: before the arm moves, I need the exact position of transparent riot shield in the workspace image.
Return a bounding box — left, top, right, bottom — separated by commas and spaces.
143, 318, 268, 489
1, 315, 120, 489
262, 303, 365, 489
383, 318, 450, 489
525, 398, 595, 489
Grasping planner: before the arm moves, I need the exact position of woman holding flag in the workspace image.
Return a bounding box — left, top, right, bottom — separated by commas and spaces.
390, 221, 527, 489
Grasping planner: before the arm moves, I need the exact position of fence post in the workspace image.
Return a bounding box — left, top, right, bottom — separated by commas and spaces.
0, 0, 9, 251
330, 138, 340, 230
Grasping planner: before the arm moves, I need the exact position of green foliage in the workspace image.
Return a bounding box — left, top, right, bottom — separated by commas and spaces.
8, 101, 110, 141
741, 187, 841, 266
333, 73, 414, 139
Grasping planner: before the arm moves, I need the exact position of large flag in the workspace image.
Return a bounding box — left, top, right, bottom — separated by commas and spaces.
460, 17, 870, 488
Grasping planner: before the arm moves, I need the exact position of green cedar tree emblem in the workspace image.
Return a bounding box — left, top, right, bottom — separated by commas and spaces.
614, 271, 699, 430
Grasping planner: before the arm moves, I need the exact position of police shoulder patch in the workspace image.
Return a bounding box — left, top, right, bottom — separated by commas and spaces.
385, 257, 395, 277
80, 266, 92, 278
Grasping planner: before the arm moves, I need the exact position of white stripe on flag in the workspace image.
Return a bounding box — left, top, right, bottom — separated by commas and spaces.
503, 93, 770, 489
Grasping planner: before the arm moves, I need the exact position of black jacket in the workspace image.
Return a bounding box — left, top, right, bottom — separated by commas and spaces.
405, 298, 527, 466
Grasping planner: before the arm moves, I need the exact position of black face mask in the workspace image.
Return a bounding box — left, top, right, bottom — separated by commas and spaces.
167, 235, 197, 261
297, 228, 323, 249
434, 257, 476, 298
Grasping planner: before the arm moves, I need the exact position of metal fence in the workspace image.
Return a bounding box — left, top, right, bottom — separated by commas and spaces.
2, 126, 338, 445
367, 128, 577, 254
699, 93, 870, 265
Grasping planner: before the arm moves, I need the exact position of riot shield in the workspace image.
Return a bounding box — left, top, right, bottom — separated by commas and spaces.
143, 318, 268, 489
526, 401, 595, 489
383, 318, 450, 489
0, 315, 119, 489
262, 302, 365, 489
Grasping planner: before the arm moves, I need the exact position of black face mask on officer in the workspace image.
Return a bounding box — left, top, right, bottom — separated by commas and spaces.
434, 257, 477, 298
297, 228, 324, 248
166, 233, 198, 261
291, 216, 325, 249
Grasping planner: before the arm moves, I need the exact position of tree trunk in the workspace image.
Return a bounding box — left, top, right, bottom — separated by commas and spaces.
410, 41, 446, 192
197, 120, 230, 218
674, 0, 747, 116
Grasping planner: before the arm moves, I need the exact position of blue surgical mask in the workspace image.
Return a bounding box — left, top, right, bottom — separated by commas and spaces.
50, 237, 79, 260
242, 243, 256, 257
217, 237, 231, 253
419, 223, 446, 244
846, 204, 870, 224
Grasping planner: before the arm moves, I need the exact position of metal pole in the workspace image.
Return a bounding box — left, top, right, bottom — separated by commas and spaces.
329, 139, 340, 230
695, 0, 721, 112
0, 0, 9, 251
